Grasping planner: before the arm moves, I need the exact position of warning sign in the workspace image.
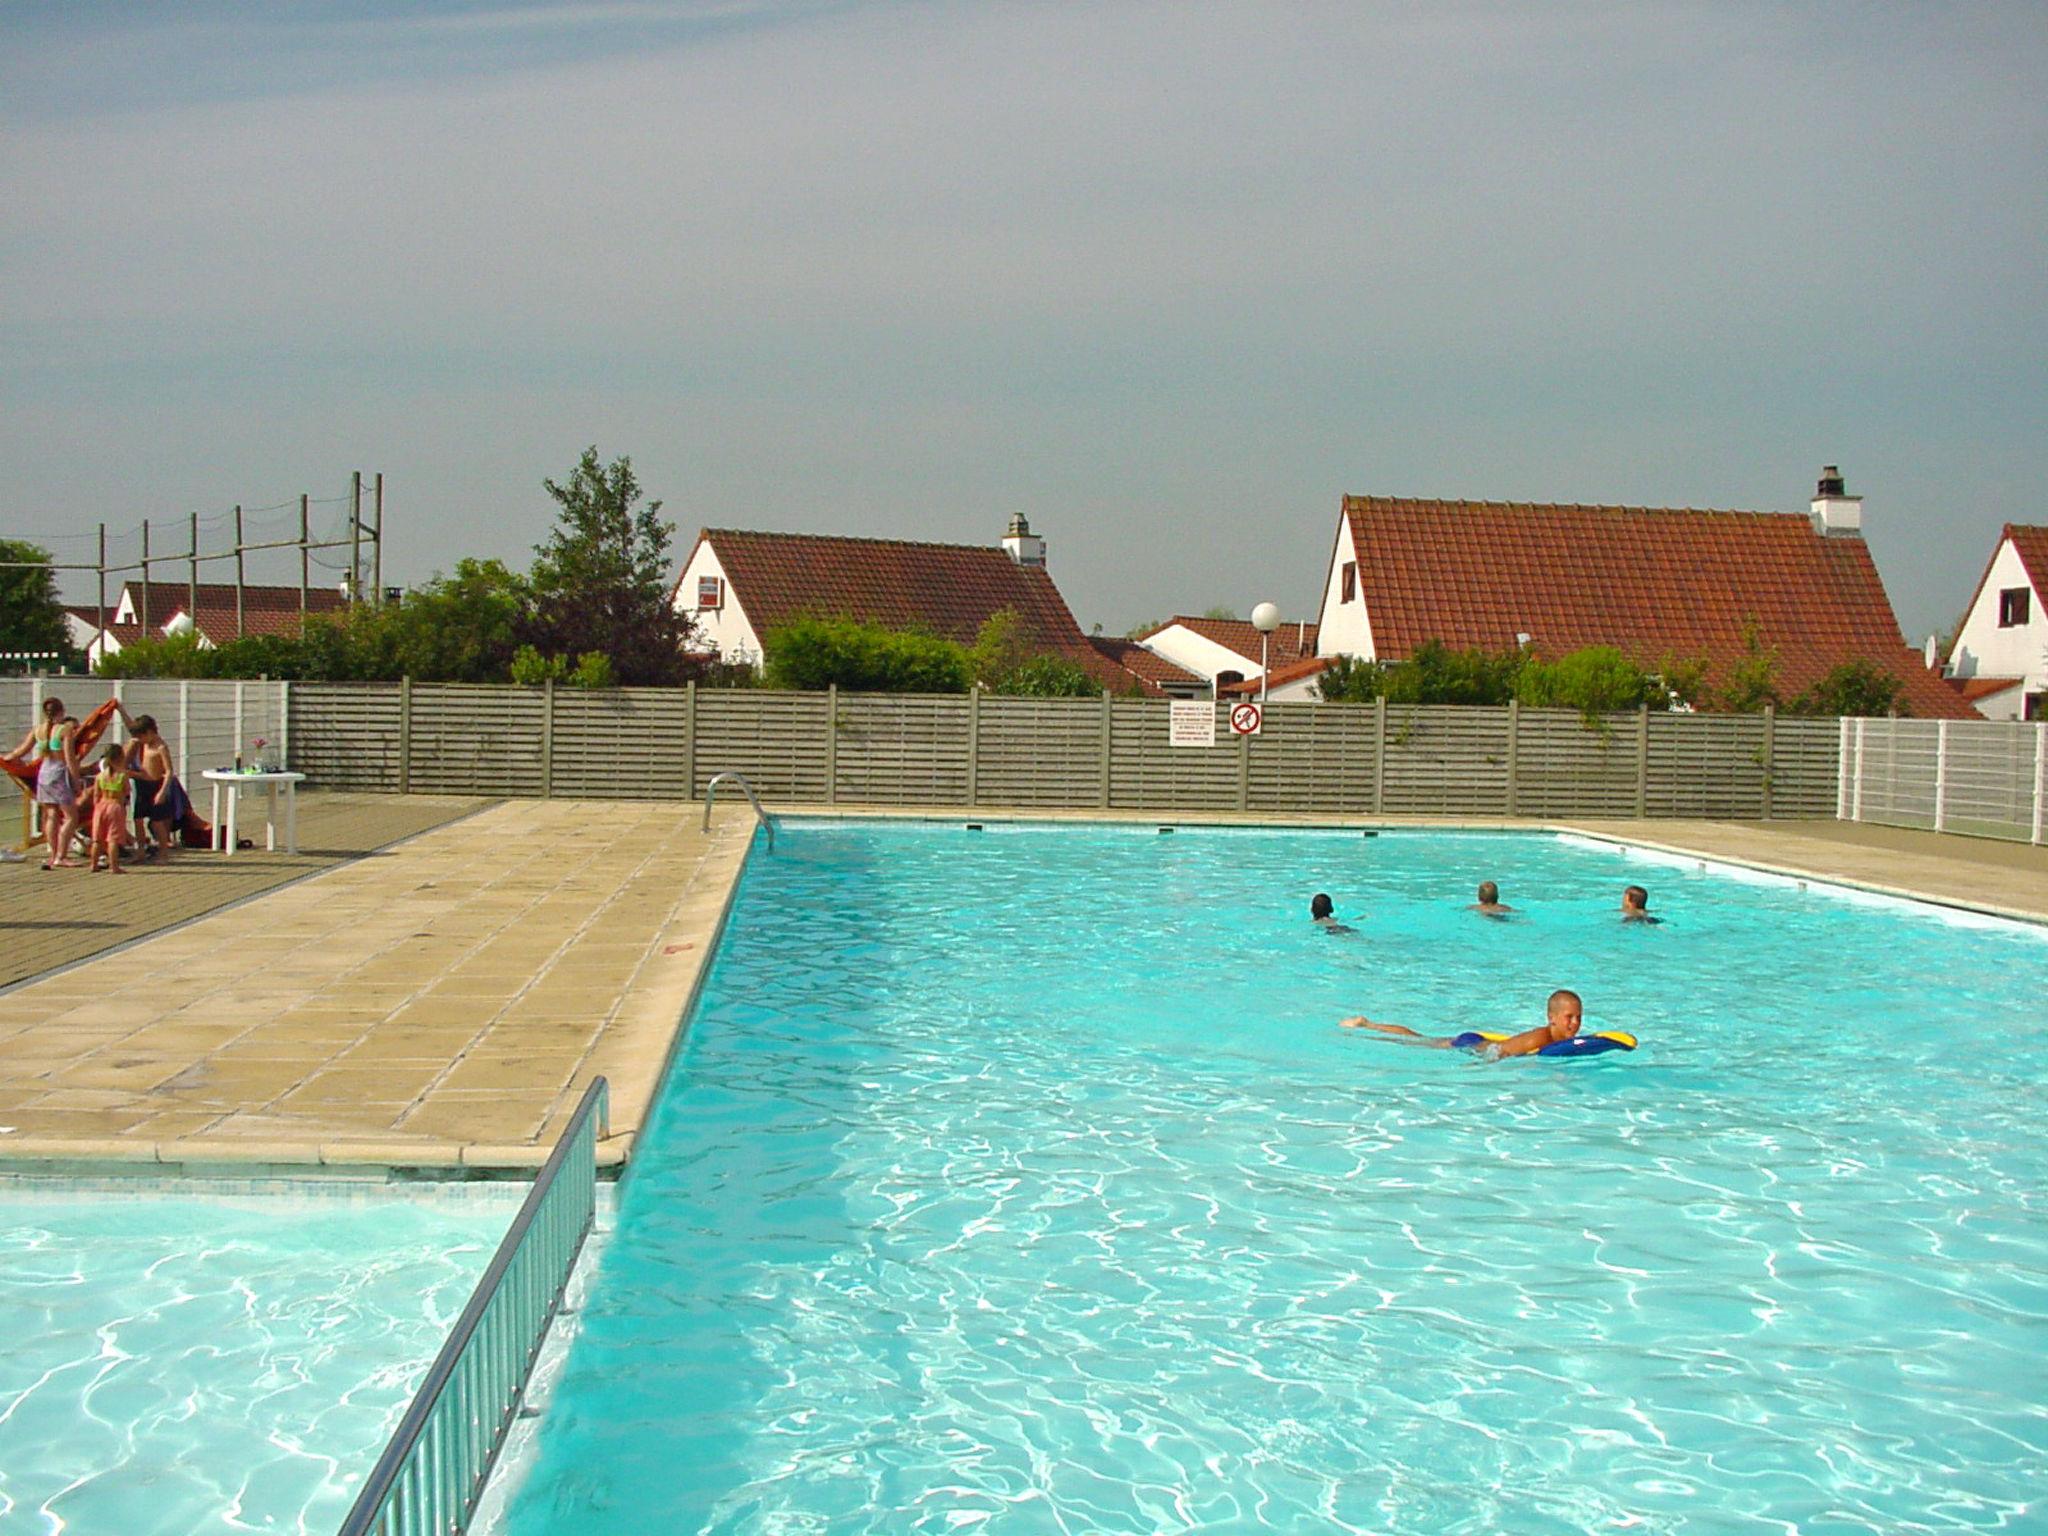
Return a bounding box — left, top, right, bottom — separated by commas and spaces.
1230, 701, 1263, 736
1169, 699, 1216, 748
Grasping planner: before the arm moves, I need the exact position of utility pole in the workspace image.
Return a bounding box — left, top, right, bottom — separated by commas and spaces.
234, 505, 245, 638
299, 494, 310, 620
372, 472, 384, 603
140, 519, 151, 634
349, 471, 362, 604
188, 510, 199, 627
95, 524, 106, 647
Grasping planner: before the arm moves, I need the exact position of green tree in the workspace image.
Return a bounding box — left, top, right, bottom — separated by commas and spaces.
1516, 646, 1661, 715
1312, 654, 1395, 702
1201, 605, 1240, 622
94, 631, 215, 679
0, 541, 78, 670
527, 447, 697, 687
384, 559, 528, 682
1790, 660, 1907, 718
965, 610, 1102, 696
763, 615, 971, 692
997, 653, 1101, 697
1720, 619, 1782, 713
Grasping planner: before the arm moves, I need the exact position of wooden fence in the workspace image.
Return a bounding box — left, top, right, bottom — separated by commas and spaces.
286, 683, 1841, 819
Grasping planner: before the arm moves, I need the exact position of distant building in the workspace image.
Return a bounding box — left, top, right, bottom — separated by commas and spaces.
66, 581, 350, 668
1130, 616, 1319, 696
1311, 468, 1973, 718
1944, 525, 2048, 720
670, 517, 1171, 694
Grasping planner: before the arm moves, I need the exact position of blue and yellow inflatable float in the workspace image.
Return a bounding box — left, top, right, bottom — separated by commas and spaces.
1449, 1030, 1637, 1059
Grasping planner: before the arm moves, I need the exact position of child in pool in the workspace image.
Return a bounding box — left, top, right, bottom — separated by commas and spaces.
1342, 988, 1583, 1060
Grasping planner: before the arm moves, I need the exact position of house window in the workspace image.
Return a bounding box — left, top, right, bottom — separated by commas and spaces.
1998, 587, 2030, 627
697, 576, 724, 611
1340, 562, 1357, 603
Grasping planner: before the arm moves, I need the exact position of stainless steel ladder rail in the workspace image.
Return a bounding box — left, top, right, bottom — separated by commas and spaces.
336, 1078, 609, 1536
701, 771, 776, 849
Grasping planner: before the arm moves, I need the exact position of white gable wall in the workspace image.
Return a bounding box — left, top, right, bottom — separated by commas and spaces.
1313, 512, 1376, 660
1138, 625, 1265, 685
1948, 539, 2046, 708
673, 540, 765, 666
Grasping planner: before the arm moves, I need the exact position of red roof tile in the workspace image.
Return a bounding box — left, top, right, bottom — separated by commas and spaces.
1342, 496, 1972, 718
120, 581, 348, 618
1086, 636, 1204, 693
1139, 616, 1318, 666
693, 529, 1086, 649
1217, 656, 1334, 695
2006, 525, 2048, 595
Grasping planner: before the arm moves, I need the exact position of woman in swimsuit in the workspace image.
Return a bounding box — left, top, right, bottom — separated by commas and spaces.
5, 695, 85, 868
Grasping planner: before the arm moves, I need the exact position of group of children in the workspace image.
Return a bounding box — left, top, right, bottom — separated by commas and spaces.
6, 696, 189, 873
1309, 879, 1662, 931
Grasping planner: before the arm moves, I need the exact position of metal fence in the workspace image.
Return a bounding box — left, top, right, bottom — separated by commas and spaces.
337, 1079, 607, 1536
1839, 717, 2047, 843
0, 675, 286, 781
283, 682, 1842, 819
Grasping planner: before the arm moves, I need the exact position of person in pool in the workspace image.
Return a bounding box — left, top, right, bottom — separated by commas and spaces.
1621, 885, 1661, 923
1468, 880, 1514, 918
1341, 988, 1584, 1059
1310, 893, 1357, 934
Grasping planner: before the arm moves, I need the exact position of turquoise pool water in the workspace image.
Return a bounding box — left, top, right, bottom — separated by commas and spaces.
0, 1183, 515, 1536
500, 824, 2048, 1534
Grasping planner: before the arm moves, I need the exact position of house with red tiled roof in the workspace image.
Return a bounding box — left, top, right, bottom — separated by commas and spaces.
1132, 616, 1319, 695
671, 518, 1171, 694
1216, 655, 1335, 703
67, 581, 351, 667
1312, 468, 1974, 718
1943, 525, 2048, 720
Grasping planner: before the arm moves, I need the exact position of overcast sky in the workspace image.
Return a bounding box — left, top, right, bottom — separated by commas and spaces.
4, 0, 2044, 640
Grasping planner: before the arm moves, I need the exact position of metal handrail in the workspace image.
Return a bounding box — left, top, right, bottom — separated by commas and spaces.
337, 1077, 610, 1536
702, 770, 776, 848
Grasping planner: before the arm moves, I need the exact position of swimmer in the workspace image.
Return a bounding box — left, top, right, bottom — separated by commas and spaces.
1310, 893, 1357, 935
1341, 988, 1584, 1060
1621, 885, 1661, 924
1468, 880, 1514, 918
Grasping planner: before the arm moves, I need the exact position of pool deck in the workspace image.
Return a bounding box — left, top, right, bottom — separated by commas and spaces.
0, 800, 2038, 1178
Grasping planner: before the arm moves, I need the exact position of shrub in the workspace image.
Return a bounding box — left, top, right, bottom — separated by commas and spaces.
763, 615, 971, 693
1790, 660, 1907, 718
1516, 646, 1662, 714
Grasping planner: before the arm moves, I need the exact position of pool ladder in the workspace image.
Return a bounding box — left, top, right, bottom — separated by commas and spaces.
702, 771, 776, 849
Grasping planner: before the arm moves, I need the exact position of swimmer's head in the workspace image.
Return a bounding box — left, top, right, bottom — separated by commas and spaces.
1546, 988, 1583, 1036
1476, 881, 1499, 905
1622, 885, 1649, 912
1310, 893, 1334, 920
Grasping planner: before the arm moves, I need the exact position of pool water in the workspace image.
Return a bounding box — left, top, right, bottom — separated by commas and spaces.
498, 824, 2048, 1534
0, 1183, 515, 1536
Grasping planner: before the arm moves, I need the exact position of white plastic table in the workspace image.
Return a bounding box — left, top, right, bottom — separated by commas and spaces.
201, 769, 306, 855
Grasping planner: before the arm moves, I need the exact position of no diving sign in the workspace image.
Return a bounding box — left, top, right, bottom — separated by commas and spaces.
1230, 701, 1263, 736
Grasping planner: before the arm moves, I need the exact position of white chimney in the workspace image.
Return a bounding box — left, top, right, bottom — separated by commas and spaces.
1810, 465, 1863, 537
1002, 513, 1047, 568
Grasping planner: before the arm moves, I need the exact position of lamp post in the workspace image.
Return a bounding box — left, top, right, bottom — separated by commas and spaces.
1251, 602, 1281, 704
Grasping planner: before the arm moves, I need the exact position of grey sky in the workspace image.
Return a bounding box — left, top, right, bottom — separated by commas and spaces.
4, 1, 2044, 640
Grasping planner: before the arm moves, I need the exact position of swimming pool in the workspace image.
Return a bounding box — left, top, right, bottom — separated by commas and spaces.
493, 822, 2048, 1534
0, 1181, 517, 1536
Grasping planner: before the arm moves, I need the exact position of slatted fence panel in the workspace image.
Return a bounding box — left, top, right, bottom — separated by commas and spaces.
406, 684, 545, 796
1381, 705, 1511, 815
691, 690, 830, 800
974, 697, 1105, 807
1247, 702, 1378, 814
1109, 700, 1242, 811
1935, 721, 2039, 840
833, 694, 972, 804
289, 683, 404, 790
1856, 719, 1940, 829
1771, 718, 1841, 819
1643, 713, 1766, 818
550, 688, 694, 799
1511, 709, 1638, 817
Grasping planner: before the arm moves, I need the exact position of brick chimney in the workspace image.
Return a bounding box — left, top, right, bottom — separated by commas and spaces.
1810, 465, 1863, 537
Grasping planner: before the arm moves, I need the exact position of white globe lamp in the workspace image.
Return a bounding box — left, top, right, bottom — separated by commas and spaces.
1250, 602, 1281, 702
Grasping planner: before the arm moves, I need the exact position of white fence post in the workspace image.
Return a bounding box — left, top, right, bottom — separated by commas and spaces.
1836, 717, 1849, 820
2033, 724, 2045, 846
177, 682, 190, 783
279, 680, 290, 770
1933, 720, 1950, 833
1851, 719, 1866, 822
233, 679, 245, 766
